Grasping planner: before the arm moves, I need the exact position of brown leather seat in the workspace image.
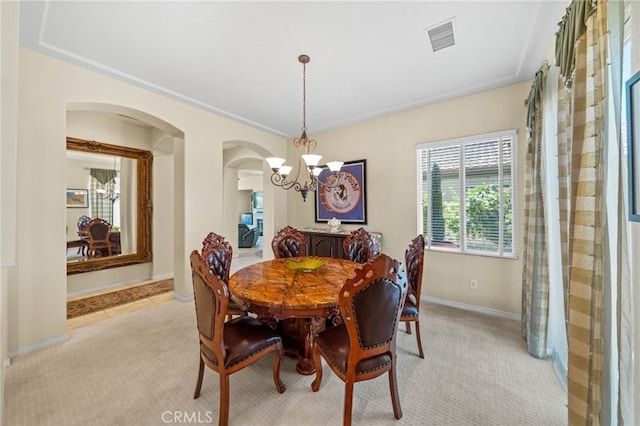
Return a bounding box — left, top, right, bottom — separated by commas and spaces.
190, 250, 286, 426
271, 226, 307, 259
311, 253, 408, 426
342, 227, 377, 264
86, 218, 112, 258
200, 232, 247, 321
401, 234, 425, 358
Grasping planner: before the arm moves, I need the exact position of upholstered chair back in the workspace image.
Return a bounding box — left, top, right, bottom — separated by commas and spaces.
272, 226, 307, 259
343, 227, 376, 264
201, 232, 233, 283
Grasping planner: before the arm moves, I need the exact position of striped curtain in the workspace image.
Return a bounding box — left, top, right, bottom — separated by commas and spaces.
521, 64, 551, 358
89, 176, 114, 225
557, 1, 608, 424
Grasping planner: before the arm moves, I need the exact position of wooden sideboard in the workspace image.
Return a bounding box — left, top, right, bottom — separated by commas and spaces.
301, 228, 382, 259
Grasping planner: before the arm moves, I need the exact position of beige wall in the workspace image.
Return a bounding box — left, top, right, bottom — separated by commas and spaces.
0, 3, 19, 423
288, 82, 530, 315
7, 48, 286, 355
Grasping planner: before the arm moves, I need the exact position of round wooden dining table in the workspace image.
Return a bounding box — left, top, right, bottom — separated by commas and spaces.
228, 257, 359, 375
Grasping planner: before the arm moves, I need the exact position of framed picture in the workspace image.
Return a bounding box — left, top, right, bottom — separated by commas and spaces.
66, 189, 88, 208
315, 159, 367, 224
627, 70, 640, 222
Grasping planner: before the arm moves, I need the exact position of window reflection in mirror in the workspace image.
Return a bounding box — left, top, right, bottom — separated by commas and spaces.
66, 137, 152, 275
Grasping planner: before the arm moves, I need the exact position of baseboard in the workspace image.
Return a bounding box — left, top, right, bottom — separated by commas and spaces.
8, 333, 67, 359
66, 275, 173, 298
423, 295, 520, 321
151, 273, 174, 281
172, 291, 193, 303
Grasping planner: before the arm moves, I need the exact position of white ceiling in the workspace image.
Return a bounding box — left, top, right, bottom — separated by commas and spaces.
20, 1, 568, 138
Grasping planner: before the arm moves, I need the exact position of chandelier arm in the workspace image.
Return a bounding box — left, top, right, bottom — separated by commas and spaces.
270, 172, 304, 192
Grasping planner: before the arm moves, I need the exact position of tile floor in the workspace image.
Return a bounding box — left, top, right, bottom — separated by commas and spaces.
66, 238, 264, 330
66, 280, 176, 330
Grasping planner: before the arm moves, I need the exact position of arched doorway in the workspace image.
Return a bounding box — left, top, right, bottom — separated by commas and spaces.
65, 102, 184, 301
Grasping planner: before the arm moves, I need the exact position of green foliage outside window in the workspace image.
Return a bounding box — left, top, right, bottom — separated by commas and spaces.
430, 164, 445, 242
425, 184, 511, 251
464, 184, 512, 249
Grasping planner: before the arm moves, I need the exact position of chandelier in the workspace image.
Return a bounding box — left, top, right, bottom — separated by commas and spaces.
96, 157, 120, 203
266, 54, 343, 201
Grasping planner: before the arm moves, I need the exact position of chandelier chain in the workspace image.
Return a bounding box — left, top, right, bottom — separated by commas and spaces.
301, 59, 307, 133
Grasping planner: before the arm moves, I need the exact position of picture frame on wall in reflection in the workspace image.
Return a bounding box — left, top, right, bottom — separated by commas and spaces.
66, 188, 88, 208
627, 70, 640, 222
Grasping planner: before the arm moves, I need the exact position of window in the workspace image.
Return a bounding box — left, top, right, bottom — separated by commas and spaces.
417, 129, 517, 257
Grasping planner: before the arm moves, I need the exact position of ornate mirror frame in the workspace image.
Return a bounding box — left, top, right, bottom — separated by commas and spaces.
67, 137, 153, 275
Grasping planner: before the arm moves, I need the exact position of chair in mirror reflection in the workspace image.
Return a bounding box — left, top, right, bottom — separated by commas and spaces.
86, 218, 112, 258
271, 226, 307, 259
311, 253, 408, 426
190, 250, 286, 426
75, 215, 91, 256
201, 232, 247, 321
400, 234, 426, 358
343, 227, 378, 264
77, 215, 91, 236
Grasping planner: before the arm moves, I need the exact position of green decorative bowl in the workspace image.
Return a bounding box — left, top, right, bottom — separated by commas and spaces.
284, 257, 327, 272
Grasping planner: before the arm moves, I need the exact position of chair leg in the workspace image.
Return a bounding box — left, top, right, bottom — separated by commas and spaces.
311, 344, 323, 392
343, 380, 355, 426
405, 321, 411, 334
414, 320, 424, 359
193, 357, 204, 399
218, 373, 230, 426
272, 343, 286, 393
388, 365, 403, 420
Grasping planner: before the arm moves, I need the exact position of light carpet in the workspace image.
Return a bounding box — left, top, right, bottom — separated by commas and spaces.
4, 300, 567, 425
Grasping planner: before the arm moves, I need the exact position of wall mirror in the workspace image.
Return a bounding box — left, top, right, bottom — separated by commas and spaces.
66, 137, 152, 275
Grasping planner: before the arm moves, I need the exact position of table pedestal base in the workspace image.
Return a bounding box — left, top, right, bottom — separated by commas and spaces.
281, 316, 325, 375
252, 305, 343, 375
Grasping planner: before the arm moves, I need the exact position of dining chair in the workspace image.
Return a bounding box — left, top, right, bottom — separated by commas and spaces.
77, 215, 91, 236
271, 225, 307, 259
342, 227, 377, 264
200, 232, 247, 321
190, 250, 286, 426
311, 253, 408, 426
76, 214, 91, 255
85, 218, 112, 258
400, 234, 425, 358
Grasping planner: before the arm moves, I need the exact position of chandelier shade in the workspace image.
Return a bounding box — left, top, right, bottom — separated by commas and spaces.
266, 54, 343, 201
92, 157, 120, 203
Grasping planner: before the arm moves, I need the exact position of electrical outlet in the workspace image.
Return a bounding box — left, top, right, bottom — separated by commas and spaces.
470, 280, 478, 289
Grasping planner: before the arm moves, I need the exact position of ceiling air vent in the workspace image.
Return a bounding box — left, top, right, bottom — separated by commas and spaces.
424, 19, 455, 52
